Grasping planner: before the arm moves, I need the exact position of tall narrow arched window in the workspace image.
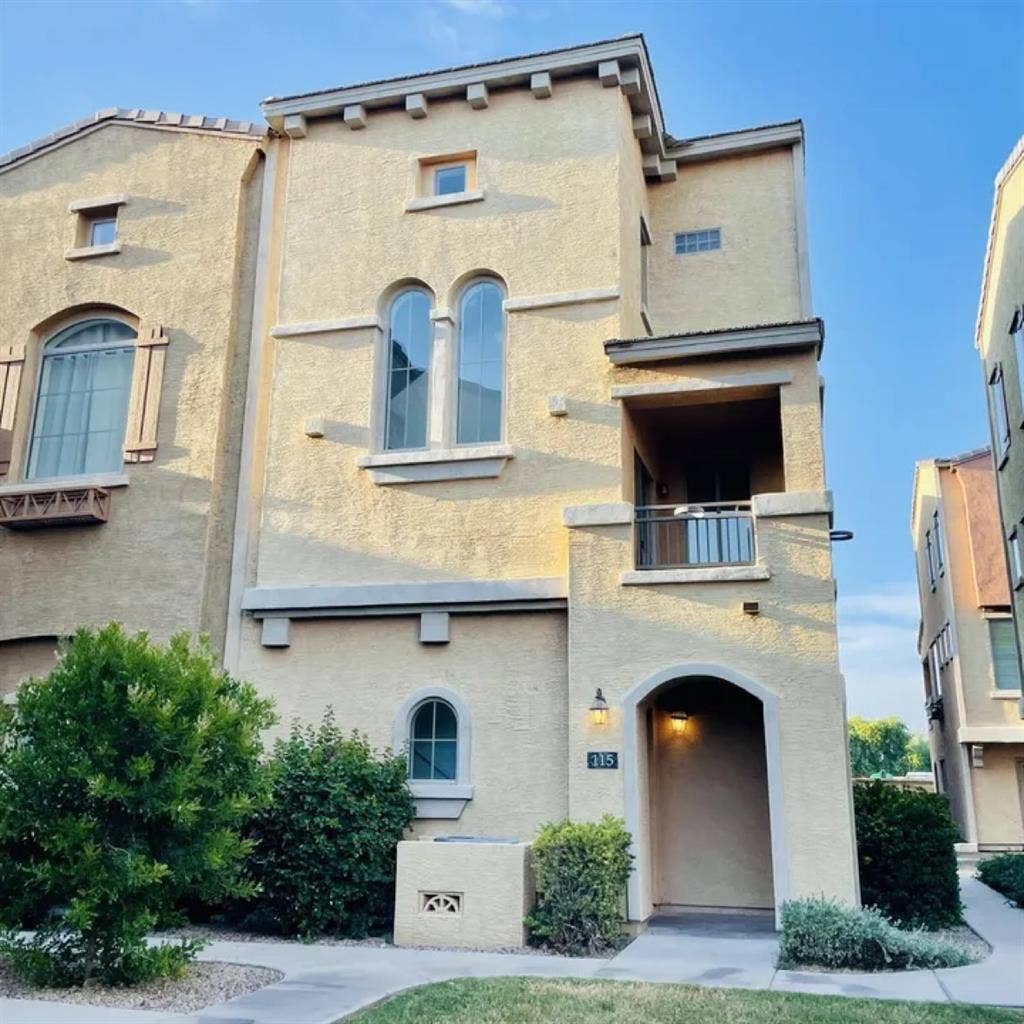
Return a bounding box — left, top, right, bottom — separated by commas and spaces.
27, 319, 136, 480
456, 280, 504, 445
385, 290, 432, 451
410, 698, 458, 781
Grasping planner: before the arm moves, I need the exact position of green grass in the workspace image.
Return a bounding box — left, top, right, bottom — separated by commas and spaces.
347, 977, 1024, 1024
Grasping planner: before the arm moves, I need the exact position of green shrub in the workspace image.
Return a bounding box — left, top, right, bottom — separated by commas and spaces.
778, 898, 973, 971
244, 713, 415, 938
854, 781, 961, 928
0, 624, 275, 986
526, 815, 633, 955
978, 853, 1024, 908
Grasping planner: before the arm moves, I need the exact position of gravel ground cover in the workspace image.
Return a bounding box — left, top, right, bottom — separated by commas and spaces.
0, 961, 282, 1013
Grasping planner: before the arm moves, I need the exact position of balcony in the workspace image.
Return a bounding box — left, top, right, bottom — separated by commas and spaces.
635, 501, 755, 569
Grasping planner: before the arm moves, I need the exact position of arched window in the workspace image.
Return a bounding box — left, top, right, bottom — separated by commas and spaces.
385, 290, 432, 450
410, 697, 458, 781
27, 319, 136, 480
456, 280, 504, 445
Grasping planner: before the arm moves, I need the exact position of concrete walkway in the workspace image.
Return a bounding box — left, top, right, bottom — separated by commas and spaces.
2, 870, 1021, 1023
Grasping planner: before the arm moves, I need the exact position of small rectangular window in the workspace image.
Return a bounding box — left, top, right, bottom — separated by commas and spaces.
89, 217, 117, 246
675, 228, 721, 255
989, 363, 1011, 460
989, 618, 1022, 690
434, 165, 467, 196
640, 216, 651, 327
925, 529, 936, 588
932, 510, 945, 572
1011, 306, 1024, 415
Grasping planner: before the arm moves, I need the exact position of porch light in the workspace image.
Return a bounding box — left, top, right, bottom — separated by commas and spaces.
589, 688, 609, 726
669, 711, 689, 734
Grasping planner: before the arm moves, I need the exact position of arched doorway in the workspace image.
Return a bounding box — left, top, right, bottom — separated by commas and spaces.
622, 664, 788, 926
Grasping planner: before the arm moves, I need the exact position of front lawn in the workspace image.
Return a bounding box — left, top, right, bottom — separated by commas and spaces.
348, 977, 1023, 1024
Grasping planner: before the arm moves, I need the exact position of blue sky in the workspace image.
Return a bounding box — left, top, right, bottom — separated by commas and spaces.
2, 0, 1020, 728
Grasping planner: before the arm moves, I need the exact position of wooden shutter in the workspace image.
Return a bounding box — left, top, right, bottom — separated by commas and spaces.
123, 326, 168, 463
0, 344, 25, 477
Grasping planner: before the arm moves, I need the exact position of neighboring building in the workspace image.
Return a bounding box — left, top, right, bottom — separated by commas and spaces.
912, 449, 1024, 850
0, 108, 265, 690
0, 36, 860, 923
976, 137, 1024, 664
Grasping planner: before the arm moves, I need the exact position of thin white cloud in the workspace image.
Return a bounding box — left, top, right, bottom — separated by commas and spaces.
444, 0, 509, 17
837, 583, 926, 730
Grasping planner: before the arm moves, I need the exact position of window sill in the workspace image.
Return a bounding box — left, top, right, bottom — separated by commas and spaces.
405, 190, 484, 213
357, 445, 512, 485
991, 691, 1022, 700
621, 565, 770, 585
410, 781, 473, 820
65, 242, 121, 261
0, 472, 129, 496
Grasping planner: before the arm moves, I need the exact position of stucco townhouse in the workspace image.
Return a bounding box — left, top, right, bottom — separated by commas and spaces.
912, 449, 1024, 851
0, 36, 859, 925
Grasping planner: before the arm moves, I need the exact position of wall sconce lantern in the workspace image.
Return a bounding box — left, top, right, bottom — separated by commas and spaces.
589, 688, 609, 726
669, 710, 689, 734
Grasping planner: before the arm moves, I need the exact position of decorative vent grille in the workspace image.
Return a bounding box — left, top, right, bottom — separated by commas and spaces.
420, 891, 462, 915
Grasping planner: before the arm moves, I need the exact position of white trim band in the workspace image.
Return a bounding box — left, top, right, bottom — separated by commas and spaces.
504, 286, 619, 313
270, 314, 381, 338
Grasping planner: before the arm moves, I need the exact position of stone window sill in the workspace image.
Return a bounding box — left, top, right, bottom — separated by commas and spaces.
405, 190, 484, 213
0, 472, 129, 496
621, 565, 770, 586
991, 691, 1022, 700
410, 781, 473, 820
65, 242, 121, 261
357, 446, 512, 485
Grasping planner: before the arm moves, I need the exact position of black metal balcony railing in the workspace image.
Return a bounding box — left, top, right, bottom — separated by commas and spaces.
635, 502, 755, 569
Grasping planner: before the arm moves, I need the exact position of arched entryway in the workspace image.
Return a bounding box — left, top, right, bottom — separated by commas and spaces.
622, 664, 788, 927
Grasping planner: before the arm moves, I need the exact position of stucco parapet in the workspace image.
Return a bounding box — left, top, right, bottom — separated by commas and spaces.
563, 502, 633, 528
620, 566, 770, 585
243, 577, 567, 615
0, 472, 129, 496
752, 490, 833, 518
605, 319, 824, 365
270, 314, 381, 338
958, 726, 1024, 743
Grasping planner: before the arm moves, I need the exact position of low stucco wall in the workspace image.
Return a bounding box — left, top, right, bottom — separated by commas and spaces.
972, 744, 1024, 847
393, 839, 533, 950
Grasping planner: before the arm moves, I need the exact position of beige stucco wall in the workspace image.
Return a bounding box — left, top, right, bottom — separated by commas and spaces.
971, 744, 1024, 847
0, 636, 60, 695
393, 839, 533, 949
238, 611, 569, 841
650, 696, 774, 910
564, 508, 858, 916
646, 148, 802, 334
0, 125, 261, 653
977, 145, 1024, 661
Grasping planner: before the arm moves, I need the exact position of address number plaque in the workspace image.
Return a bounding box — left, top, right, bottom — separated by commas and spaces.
587, 751, 618, 769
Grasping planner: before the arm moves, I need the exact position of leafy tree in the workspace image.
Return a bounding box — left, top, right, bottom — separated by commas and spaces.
0, 624, 275, 986
848, 716, 929, 776
244, 713, 415, 938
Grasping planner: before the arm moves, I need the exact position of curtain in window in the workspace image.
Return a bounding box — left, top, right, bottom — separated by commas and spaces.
385, 291, 432, 451
27, 320, 135, 480
457, 281, 504, 445
989, 619, 1022, 691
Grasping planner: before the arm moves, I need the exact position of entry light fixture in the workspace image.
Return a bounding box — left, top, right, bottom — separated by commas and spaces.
669, 710, 689, 734
589, 688, 609, 726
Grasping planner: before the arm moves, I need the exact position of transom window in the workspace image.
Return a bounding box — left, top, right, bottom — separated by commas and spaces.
410, 698, 458, 781
385, 290, 432, 451
456, 280, 504, 445
675, 228, 721, 255
27, 319, 135, 480
434, 165, 467, 196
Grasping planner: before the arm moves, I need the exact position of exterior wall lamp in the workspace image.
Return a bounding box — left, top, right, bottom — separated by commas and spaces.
669, 710, 689, 734
589, 688, 609, 726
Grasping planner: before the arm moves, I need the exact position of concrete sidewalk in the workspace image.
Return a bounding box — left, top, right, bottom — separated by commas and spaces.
2, 870, 1021, 1023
